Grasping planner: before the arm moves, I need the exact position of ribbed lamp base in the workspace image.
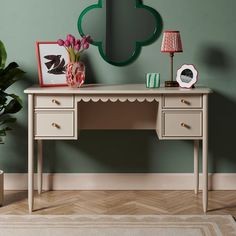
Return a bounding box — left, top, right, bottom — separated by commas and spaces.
165, 81, 179, 87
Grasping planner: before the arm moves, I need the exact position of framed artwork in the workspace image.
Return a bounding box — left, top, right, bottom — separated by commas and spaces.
176, 64, 198, 88
36, 42, 69, 87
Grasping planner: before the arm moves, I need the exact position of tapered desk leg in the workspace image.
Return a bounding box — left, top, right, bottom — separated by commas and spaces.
37, 140, 43, 194
28, 94, 34, 213
194, 140, 199, 194
202, 95, 208, 213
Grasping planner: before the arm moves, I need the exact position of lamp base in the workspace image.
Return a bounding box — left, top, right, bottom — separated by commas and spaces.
165, 81, 179, 87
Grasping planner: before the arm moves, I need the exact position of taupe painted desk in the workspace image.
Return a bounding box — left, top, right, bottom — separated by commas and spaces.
24, 84, 212, 213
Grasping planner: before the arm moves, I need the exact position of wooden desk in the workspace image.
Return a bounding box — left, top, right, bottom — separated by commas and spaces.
24, 84, 212, 213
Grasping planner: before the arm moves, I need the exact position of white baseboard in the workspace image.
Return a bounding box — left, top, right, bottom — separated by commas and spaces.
3, 173, 236, 191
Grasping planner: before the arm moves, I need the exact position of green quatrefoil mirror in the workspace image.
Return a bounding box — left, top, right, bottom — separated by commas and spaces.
78, 0, 163, 66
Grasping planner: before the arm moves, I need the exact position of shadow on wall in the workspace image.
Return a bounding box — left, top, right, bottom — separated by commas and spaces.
198, 44, 234, 73
81, 54, 98, 84
41, 140, 57, 173
196, 43, 236, 172
121, 60, 146, 84
208, 92, 236, 172
53, 130, 154, 173
1, 122, 28, 172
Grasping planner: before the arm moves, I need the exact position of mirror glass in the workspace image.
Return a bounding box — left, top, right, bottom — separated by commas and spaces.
78, 0, 162, 66
180, 69, 193, 83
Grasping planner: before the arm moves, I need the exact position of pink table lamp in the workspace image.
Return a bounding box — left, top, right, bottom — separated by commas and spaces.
161, 30, 183, 87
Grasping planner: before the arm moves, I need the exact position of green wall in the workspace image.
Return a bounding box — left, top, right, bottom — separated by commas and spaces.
0, 0, 236, 173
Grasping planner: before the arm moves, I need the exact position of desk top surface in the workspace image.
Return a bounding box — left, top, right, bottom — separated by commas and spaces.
24, 84, 212, 95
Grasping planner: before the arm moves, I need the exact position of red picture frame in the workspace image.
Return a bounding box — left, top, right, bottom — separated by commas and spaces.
36, 42, 69, 87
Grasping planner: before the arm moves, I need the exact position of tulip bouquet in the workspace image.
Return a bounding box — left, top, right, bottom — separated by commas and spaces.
57, 34, 91, 63
57, 34, 91, 87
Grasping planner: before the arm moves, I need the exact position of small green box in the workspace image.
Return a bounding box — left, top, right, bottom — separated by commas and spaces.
146, 73, 160, 88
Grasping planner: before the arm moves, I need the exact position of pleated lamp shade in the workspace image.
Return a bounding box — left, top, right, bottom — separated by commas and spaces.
161, 31, 183, 53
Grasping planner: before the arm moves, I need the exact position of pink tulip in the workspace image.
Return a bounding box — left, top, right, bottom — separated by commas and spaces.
86, 35, 91, 41
57, 39, 64, 46
67, 34, 74, 41
64, 40, 71, 47
74, 43, 81, 51
83, 42, 89, 49
60, 34, 90, 62
82, 35, 91, 45
81, 36, 87, 45
67, 34, 75, 45
75, 39, 81, 46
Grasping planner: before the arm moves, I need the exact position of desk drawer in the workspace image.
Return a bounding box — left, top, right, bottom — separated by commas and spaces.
164, 95, 202, 108
35, 95, 74, 108
163, 111, 202, 137
34, 111, 74, 137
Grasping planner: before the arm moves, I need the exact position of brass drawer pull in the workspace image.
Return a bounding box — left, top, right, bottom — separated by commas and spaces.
181, 122, 190, 129
52, 99, 60, 105
180, 99, 190, 105
52, 123, 60, 129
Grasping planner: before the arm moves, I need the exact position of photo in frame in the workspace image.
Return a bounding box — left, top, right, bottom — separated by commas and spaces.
176, 64, 198, 88
36, 42, 69, 87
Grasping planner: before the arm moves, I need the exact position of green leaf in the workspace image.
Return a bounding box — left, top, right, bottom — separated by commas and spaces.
0, 117, 16, 125
8, 94, 23, 106
3, 62, 19, 73
0, 40, 7, 69
0, 127, 11, 137
0, 67, 25, 90
0, 129, 6, 136
0, 42, 24, 144
0, 62, 19, 77
75, 52, 80, 62
0, 69, 4, 76
3, 98, 22, 114
68, 48, 75, 63
0, 91, 7, 105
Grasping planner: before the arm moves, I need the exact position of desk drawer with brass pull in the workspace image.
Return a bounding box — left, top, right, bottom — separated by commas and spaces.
34, 111, 74, 137
163, 111, 202, 137
35, 95, 74, 109
164, 95, 202, 108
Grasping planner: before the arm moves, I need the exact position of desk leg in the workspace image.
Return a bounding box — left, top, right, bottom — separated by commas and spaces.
28, 94, 34, 213
202, 94, 208, 213
37, 140, 43, 194
194, 140, 199, 194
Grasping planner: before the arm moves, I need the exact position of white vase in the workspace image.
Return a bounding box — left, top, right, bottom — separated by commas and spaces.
0, 170, 3, 206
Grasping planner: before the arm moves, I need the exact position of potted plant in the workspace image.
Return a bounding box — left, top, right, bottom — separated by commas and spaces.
0, 40, 24, 206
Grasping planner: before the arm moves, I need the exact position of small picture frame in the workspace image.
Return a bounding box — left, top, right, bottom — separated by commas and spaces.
176, 64, 198, 88
36, 42, 69, 87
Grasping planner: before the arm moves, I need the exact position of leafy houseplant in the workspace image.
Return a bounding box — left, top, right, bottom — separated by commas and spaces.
0, 40, 24, 206
0, 40, 24, 143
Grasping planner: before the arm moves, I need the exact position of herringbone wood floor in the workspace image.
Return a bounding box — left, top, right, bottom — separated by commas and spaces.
1, 191, 236, 216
